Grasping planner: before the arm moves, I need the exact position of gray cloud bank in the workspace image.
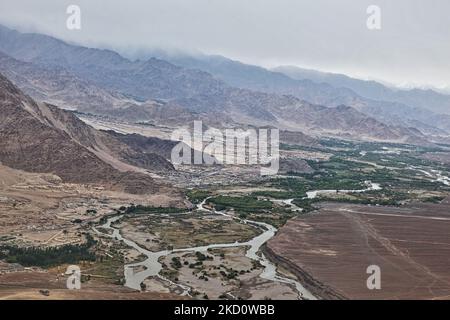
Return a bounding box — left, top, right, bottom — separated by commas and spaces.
0, 0, 449, 90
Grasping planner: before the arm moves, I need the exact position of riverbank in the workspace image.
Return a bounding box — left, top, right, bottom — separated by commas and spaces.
94, 200, 316, 299
262, 245, 346, 300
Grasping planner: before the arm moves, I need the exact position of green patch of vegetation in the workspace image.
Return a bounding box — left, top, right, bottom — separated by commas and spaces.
0, 235, 96, 268
219, 265, 239, 280
125, 205, 189, 215
207, 196, 273, 213
195, 251, 213, 262
161, 268, 179, 281
290, 198, 319, 213
250, 190, 300, 200
0, 235, 15, 242
186, 189, 212, 204
422, 196, 445, 203
171, 257, 182, 269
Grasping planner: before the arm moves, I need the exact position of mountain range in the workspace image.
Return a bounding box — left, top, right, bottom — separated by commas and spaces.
0, 24, 448, 145
137, 49, 450, 137
273, 65, 450, 116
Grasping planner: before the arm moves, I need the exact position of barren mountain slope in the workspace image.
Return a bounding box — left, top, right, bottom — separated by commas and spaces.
0, 73, 171, 194
0, 25, 432, 145
0, 51, 138, 113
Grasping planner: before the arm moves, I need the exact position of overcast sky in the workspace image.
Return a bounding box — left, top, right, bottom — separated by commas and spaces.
1, 0, 449, 90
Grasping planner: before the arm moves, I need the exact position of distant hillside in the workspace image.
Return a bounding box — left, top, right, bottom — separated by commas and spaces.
0, 24, 434, 145
138, 49, 450, 137
0, 72, 175, 194
274, 65, 450, 116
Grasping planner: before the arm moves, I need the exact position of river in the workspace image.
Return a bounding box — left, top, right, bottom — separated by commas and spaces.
94, 181, 382, 300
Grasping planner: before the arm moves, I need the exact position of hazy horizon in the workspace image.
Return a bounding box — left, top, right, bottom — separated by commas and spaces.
1, 0, 449, 92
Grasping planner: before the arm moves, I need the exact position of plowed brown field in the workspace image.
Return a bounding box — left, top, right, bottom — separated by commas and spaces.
267, 198, 450, 299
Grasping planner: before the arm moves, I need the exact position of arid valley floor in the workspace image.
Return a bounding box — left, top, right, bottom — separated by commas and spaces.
2, 116, 450, 300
